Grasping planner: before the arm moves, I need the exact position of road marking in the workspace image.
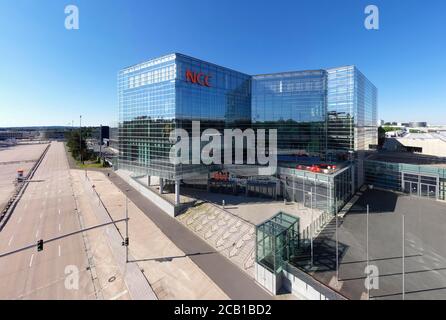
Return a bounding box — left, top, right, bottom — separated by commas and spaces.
40, 212, 43, 219
58, 245, 61, 257
58, 189, 61, 194
110, 290, 128, 300
35, 230, 39, 238
8, 236, 14, 246
17, 216, 22, 224
58, 209, 61, 215
58, 224, 61, 232
29, 254, 34, 267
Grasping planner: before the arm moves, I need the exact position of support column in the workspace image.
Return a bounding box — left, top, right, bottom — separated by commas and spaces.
147, 175, 151, 186
292, 175, 295, 202
207, 171, 210, 192
159, 178, 164, 194
175, 180, 180, 205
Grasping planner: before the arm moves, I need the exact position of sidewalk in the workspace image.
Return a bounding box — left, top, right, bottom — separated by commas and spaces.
83, 170, 228, 299
106, 171, 271, 300
76, 170, 157, 300
71, 170, 154, 300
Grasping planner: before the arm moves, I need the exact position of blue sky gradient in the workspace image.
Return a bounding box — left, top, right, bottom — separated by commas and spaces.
0, 0, 445, 127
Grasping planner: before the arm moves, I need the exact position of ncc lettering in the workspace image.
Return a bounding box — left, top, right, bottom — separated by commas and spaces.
186, 70, 211, 87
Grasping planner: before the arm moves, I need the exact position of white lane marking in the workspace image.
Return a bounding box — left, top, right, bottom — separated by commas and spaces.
110, 290, 128, 300
17, 216, 22, 224
58, 189, 61, 194
8, 236, 14, 246
40, 212, 43, 219
58, 245, 61, 257
35, 230, 39, 238
58, 224, 61, 232
58, 209, 61, 215
29, 254, 34, 267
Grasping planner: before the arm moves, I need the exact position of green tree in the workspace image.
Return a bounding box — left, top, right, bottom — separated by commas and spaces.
66, 129, 88, 163
378, 126, 386, 148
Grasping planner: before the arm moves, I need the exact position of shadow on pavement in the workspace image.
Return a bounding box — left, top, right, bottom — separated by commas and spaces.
128, 251, 216, 263
348, 189, 399, 214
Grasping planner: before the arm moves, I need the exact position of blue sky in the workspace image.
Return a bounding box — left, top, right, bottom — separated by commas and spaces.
0, 0, 445, 127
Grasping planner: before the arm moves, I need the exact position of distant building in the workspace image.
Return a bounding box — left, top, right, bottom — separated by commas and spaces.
392, 132, 446, 157
92, 125, 110, 143
408, 122, 427, 128
365, 151, 446, 201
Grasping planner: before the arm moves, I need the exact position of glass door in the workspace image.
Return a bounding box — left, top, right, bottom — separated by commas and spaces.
404, 181, 411, 194
410, 182, 418, 196
421, 184, 429, 197
428, 185, 437, 199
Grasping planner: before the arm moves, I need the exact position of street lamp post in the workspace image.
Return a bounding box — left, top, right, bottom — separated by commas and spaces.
366, 204, 370, 300
309, 188, 314, 267
125, 195, 129, 263
335, 196, 339, 283
402, 214, 405, 300
79, 115, 82, 164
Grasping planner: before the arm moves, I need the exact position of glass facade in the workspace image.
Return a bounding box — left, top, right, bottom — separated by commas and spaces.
174, 54, 251, 178
252, 70, 327, 158
279, 165, 353, 214
327, 66, 378, 158
118, 54, 177, 178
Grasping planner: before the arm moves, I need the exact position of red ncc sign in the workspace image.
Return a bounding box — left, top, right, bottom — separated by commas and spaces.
185, 69, 211, 87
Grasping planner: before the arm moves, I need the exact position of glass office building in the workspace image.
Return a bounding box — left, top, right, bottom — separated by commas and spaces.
118, 53, 377, 207
118, 53, 251, 180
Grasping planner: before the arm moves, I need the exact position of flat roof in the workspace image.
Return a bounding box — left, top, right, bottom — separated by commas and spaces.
120, 52, 250, 77
399, 132, 446, 143
366, 151, 446, 168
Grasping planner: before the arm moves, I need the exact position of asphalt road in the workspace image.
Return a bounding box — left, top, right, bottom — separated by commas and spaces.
301, 189, 446, 300
107, 172, 272, 300
0, 142, 96, 299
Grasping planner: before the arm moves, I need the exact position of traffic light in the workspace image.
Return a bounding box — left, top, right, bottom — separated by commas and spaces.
37, 239, 43, 252
122, 237, 129, 247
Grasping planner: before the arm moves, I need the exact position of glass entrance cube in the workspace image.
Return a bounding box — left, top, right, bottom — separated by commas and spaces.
256, 212, 300, 274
